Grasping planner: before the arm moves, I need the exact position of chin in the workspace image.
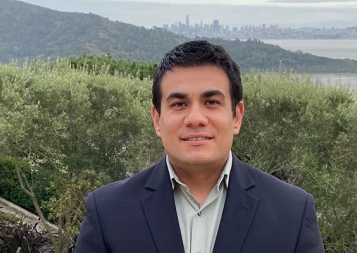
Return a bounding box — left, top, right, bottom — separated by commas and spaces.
183, 155, 218, 165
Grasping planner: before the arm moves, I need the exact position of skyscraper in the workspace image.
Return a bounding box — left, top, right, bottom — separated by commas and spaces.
213, 19, 220, 32
186, 15, 189, 27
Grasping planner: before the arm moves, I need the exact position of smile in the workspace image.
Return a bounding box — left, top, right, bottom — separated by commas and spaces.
183, 137, 212, 141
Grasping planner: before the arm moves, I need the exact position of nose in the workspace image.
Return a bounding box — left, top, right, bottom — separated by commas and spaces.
183, 104, 208, 128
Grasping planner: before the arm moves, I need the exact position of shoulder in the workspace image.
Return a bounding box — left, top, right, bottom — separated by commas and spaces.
232, 156, 308, 205
232, 158, 316, 228
248, 163, 306, 195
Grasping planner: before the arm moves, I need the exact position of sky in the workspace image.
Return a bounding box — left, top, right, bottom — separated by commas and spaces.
18, 0, 357, 28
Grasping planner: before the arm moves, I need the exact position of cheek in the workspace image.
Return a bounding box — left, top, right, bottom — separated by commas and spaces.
158, 118, 174, 135
162, 113, 182, 126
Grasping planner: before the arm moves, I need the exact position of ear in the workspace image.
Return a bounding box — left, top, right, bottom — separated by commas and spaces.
151, 106, 162, 138
233, 101, 244, 135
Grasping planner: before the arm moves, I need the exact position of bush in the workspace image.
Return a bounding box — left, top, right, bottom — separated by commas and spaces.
0, 218, 54, 253
233, 70, 357, 252
0, 58, 162, 247
0, 157, 53, 214
68, 53, 158, 80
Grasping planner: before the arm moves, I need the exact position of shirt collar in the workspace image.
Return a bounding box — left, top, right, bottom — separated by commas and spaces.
166, 151, 232, 190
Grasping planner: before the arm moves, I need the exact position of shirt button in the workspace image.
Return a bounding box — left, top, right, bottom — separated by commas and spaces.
197, 211, 203, 216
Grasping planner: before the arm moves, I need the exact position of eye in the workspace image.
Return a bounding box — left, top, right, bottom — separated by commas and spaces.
171, 102, 186, 108
205, 100, 221, 106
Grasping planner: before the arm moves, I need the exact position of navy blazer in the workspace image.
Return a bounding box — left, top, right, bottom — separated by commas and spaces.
75, 155, 324, 253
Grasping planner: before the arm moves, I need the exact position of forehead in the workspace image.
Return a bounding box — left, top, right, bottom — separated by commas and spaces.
160, 65, 230, 96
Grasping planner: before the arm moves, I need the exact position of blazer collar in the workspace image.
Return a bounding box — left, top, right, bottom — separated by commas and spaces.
231, 155, 256, 190
141, 157, 185, 253
144, 157, 168, 190
213, 155, 260, 253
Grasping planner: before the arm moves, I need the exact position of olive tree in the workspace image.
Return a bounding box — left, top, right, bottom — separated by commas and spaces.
0, 59, 162, 252
233, 70, 357, 252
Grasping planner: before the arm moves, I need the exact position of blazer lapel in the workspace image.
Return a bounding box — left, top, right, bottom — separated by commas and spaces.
213, 157, 260, 253
141, 158, 185, 253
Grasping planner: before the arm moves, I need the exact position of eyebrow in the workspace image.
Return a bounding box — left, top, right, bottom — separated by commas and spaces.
166, 90, 226, 101
201, 90, 225, 99
166, 92, 188, 101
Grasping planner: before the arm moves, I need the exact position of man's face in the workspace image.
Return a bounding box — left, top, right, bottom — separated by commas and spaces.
152, 65, 244, 171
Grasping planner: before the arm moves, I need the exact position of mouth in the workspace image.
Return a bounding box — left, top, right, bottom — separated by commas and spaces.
182, 137, 212, 141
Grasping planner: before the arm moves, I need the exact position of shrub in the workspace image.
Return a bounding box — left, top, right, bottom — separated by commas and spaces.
0, 157, 53, 214
233, 70, 357, 252
0, 218, 54, 253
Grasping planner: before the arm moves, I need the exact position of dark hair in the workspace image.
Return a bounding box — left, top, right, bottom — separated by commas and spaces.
152, 40, 243, 116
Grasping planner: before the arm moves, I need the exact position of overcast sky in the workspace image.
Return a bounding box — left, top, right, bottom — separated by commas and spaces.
18, 0, 357, 28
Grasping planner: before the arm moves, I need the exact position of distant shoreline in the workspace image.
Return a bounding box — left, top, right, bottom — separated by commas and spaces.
302, 72, 357, 90
262, 39, 357, 61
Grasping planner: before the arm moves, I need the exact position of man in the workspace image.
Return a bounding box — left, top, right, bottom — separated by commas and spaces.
75, 40, 324, 253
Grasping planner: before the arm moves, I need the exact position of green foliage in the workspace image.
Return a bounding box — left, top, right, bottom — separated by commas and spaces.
0, 58, 157, 179
0, 157, 53, 214
0, 58, 163, 243
42, 170, 111, 239
68, 54, 158, 80
233, 70, 357, 252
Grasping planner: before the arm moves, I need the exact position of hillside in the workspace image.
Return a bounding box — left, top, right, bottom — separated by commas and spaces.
0, 0, 187, 63
1, 0, 357, 73
209, 38, 357, 73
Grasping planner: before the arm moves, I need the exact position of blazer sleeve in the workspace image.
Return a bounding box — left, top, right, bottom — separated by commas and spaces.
75, 192, 108, 253
295, 194, 325, 253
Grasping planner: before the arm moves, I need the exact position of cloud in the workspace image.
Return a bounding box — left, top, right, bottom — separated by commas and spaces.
266, 0, 357, 8
118, 0, 357, 9
270, 0, 353, 2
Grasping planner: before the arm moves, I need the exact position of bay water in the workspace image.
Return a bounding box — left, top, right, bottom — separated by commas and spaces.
262, 39, 357, 91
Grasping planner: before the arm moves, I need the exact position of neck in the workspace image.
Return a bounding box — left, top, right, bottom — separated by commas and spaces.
172, 164, 225, 206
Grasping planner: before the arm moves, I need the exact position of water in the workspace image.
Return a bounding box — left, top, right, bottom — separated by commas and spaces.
308, 73, 357, 92
262, 39, 357, 91
262, 39, 357, 61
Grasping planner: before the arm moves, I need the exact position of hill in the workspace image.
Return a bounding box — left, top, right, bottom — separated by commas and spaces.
209, 38, 357, 73
0, 0, 187, 63
1, 0, 357, 73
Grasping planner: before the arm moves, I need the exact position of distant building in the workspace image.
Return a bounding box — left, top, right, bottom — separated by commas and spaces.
213, 19, 220, 32
163, 15, 357, 40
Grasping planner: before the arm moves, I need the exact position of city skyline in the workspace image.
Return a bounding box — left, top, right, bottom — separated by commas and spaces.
18, 0, 357, 29
164, 14, 357, 29
163, 15, 357, 40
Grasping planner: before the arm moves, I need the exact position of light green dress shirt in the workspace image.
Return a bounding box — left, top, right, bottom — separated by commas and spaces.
166, 152, 232, 253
